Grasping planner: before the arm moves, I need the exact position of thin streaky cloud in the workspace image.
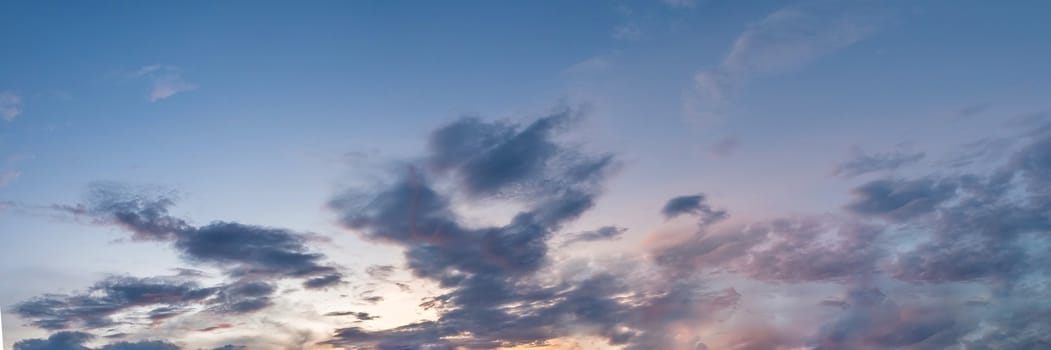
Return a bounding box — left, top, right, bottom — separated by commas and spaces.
687, 2, 883, 124
0, 170, 20, 188
133, 65, 197, 102
832, 145, 925, 178
0, 92, 22, 121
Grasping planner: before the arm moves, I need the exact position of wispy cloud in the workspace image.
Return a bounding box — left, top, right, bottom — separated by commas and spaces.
832, 145, 925, 178
134, 65, 197, 102
663, 0, 701, 9
612, 21, 643, 40
0, 92, 22, 121
0, 154, 30, 188
708, 135, 740, 157
688, 2, 883, 124
953, 103, 990, 119
0, 170, 21, 188
564, 55, 616, 75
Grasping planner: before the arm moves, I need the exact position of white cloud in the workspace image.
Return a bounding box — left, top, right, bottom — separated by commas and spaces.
687, 2, 883, 124
0, 92, 22, 121
564, 55, 616, 75
663, 0, 700, 9
135, 64, 197, 102
0, 170, 19, 188
612, 22, 643, 40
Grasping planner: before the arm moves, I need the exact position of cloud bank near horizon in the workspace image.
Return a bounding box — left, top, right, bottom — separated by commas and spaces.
11, 105, 1051, 349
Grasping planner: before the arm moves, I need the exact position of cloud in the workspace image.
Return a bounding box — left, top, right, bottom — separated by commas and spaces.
845, 177, 957, 221
134, 65, 196, 102
663, 0, 700, 9
708, 136, 740, 157
208, 280, 277, 314
323, 311, 379, 321
0, 91, 22, 121
426, 108, 614, 200
652, 216, 883, 283
941, 137, 1015, 168
303, 274, 344, 289
17, 183, 346, 337
564, 55, 615, 75
17, 103, 1051, 349
661, 193, 727, 224
612, 22, 643, 40
176, 222, 338, 280
832, 146, 925, 178
365, 265, 396, 279
688, 2, 881, 123
15, 276, 217, 330
561, 226, 627, 246
0, 169, 20, 187
953, 103, 989, 119
14, 332, 179, 350
55, 183, 342, 284
326, 109, 742, 349
810, 287, 973, 350
196, 324, 233, 332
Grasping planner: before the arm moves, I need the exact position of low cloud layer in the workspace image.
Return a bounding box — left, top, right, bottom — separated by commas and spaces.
13, 109, 1051, 349
54, 183, 342, 287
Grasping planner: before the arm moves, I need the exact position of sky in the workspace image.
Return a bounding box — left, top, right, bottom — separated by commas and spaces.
1, 0, 1051, 349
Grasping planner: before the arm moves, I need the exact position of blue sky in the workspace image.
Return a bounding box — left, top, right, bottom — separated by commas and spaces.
2, 1, 1051, 349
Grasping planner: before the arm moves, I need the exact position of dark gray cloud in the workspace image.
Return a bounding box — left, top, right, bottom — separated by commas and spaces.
845, 177, 957, 221
324, 311, 379, 321
55, 183, 190, 241
660, 193, 727, 224
52, 184, 343, 287
208, 280, 277, 314
561, 226, 627, 246
196, 324, 234, 332
14, 332, 179, 350
810, 287, 972, 350
426, 109, 614, 200
22, 184, 346, 335
303, 274, 344, 289
653, 216, 884, 283
21, 108, 1051, 349
326, 112, 742, 349
175, 222, 337, 280
14, 276, 282, 332
427, 113, 564, 198
364, 265, 396, 279
15, 276, 216, 330
832, 146, 925, 178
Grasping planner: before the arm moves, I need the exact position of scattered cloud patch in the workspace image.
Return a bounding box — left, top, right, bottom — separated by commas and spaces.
832, 145, 925, 178
323, 311, 379, 321
561, 226, 627, 246
0, 169, 20, 188
134, 65, 196, 102
688, 3, 882, 123
708, 136, 740, 157
953, 103, 989, 119
661, 193, 727, 225
14, 332, 180, 350
0, 92, 22, 121
663, 0, 700, 9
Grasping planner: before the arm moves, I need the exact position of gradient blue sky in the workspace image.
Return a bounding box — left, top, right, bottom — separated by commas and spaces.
2, 1, 1051, 349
